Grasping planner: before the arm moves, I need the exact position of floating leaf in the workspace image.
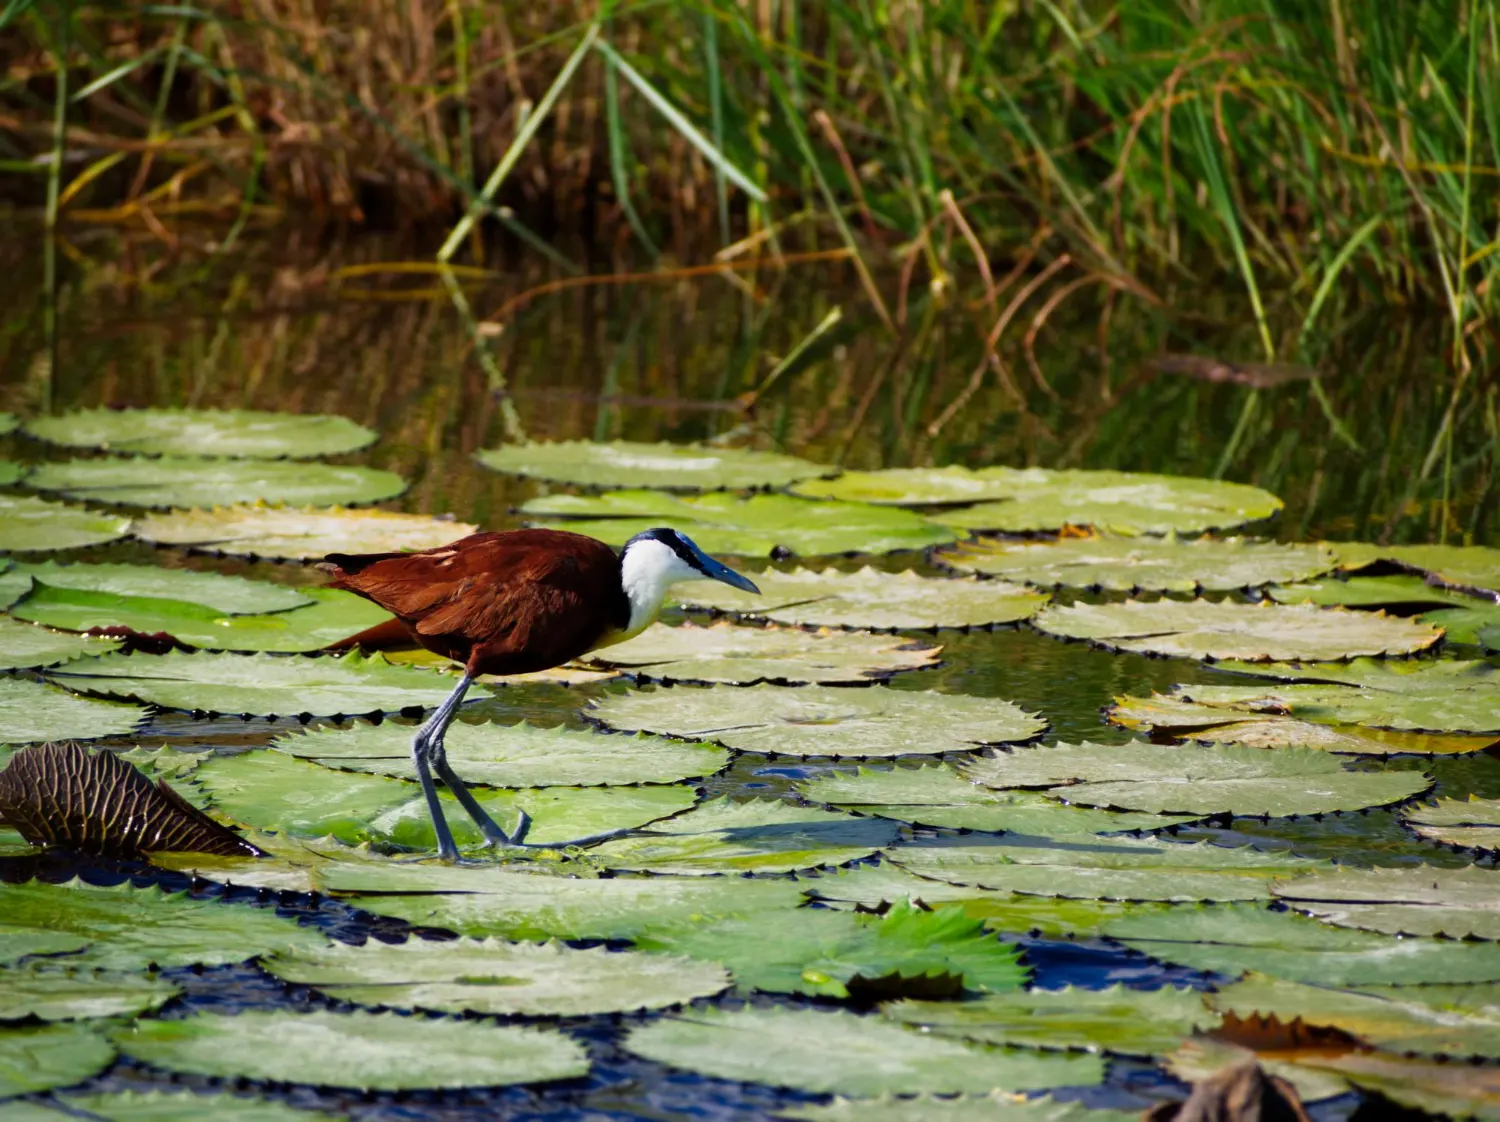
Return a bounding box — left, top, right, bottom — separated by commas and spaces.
0, 677, 147, 743
0, 963, 179, 1021
589, 797, 898, 874
1103, 902, 1500, 985
521, 490, 955, 556
960, 740, 1431, 818
791, 466, 1021, 505
266, 937, 728, 1016
0, 878, 326, 970
0, 494, 131, 552
7, 560, 312, 613
795, 764, 1195, 833
1416, 601, 1500, 648
1405, 797, 1500, 850
590, 684, 1045, 758
1033, 598, 1441, 661
131, 504, 478, 561
42, 1090, 346, 1122
884, 983, 1217, 1056
622, 1006, 1102, 1096
889, 836, 1328, 902
47, 650, 483, 717
0, 1023, 114, 1096
1284, 1051, 1500, 1121
937, 536, 1333, 593
112, 1010, 588, 1090
0, 927, 92, 964
0, 619, 121, 669
24, 408, 376, 459
676, 567, 1048, 631
276, 720, 727, 787
1267, 574, 1473, 611
27, 457, 406, 509
1334, 540, 1500, 594
584, 621, 940, 684
782, 1094, 1139, 1122
636, 900, 1027, 999
476, 439, 830, 491
1273, 865, 1500, 939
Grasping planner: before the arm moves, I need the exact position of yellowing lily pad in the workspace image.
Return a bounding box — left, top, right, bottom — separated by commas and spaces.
476, 439, 830, 490
23, 408, 376, 459
130, 504, 478, 561
28, 457, 406, 509
1404, 797, 1500, 850
0, 494, 131, 552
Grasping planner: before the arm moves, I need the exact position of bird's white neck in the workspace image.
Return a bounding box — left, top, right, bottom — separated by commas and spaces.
616, 537, 702, 639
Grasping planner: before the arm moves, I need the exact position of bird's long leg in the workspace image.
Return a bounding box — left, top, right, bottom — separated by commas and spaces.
411, 672, 476, 861
420, 673, 523, 848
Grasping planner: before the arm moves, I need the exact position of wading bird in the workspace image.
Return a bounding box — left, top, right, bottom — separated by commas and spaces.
323, 527, 759, 861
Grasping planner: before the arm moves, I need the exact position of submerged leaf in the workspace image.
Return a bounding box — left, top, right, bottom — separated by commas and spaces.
590, 684, 1045, 757
25, 408, 376, 459
1273, 865, 1500, 939
131, 504, 478, 561
0, 494, 131, 552
0, 1023, 114, 1095
1404, 796, 1500, 850
0, 964, 179, 1021
28, 457, 406, 509
0, 618, 122, 669
0, 676, 147, 744
476, 439, 830, 490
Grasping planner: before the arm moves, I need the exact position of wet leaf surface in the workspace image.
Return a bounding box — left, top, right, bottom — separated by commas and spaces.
0, 619, 122, 668
476, 439, 830, 490
130, 504, 478, 560
27, 456, 407, 509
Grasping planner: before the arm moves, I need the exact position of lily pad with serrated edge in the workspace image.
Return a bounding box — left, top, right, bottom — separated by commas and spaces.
1103, 902, 1500, 986
0, 878, 327, 971
1106, 693, 1497, 756
791, 466, 1021, 505
884, 983, 1217, 1056
0, 964, 180, 1021
111, 1009, 589, 1090
795, 764, 1196, 833
622, 1005, 1102, 1096
476, 439, 830, 491
781, 1094, 1140, 1122
1033, 598, 1441, 661
589, 684, 1046, 758
130, 504, 478, 561
27, 457, 406, 510
265, 937, 728, 1016
888, 834, 1328, 903
589, 796, 899, 875
45, 1090, 346, 1122
960, 740, 1431, 818
195, 750, 696, 851
45, 649, 482, 717
275, 719, 728, 787
676, 567, 1048, 631
936, 536, 1334, 593
1267, 574, 1476, 611
1334, 540, 1500, 595
584, 621, 939, 684
1273, 865, 1500, 939
0, 676, 147, 743
8, 560, 313, 614
0, 619, 122, 669
16, 584, 393, 654
521, 490, 955, 557
24, 408, 376, 459
1404, 797, 1500, 850
0, 494, 131, 552
636, 900, 1027, 1000
0, 1022, 114, 1096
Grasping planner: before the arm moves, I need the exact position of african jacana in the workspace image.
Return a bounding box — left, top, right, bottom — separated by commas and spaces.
323, 527, 759, 860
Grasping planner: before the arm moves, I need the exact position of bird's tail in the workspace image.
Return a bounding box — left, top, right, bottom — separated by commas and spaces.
323, 616, 420, 654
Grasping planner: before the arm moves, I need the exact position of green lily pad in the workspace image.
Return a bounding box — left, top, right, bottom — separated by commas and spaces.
1405, 797, 1500, 850
195, 750, 696, 850
584, 621, 940, 684
0, 494, 131, 552
276, 719, 727, 787
46, 649, 483, 717
637, 900, 1027, 999
0, 927, 92, 964
0, 963, 180, 1020
7, 560, 313, 613
521, 490, 955, 557
112, 1010, 588, 1090
1103, 902, 1500, 985
959, 740, 1431, 818
476, 439, 830, 491
0, 878, 327, 970
0, 1022, 114, 1096
16, 584, 392, 654
1267, 574, 1474, 611
1033, 598, 1441, 661
676, 567, 1048, 631
622, 1006, 1103, 1096
0, 676, 147, 743
0, 619, 122, 668
883, 983, 1217, 1056
937, 536, 1333, 593
589, 797, 899, 874
1416, 601, 1500, 648
795, 764, 1196, 833
1273, 865, 1500, 939
889, 835, 1328, 902
791, 466, 1021, 505
265, 937, 728, 1015
130, 504, 478, 561
1334, 540, 1500, 594
589, 684, 1046, 758
24, 408, 376, 459
334, 866, 807, 941
782, 1094, 1140, 1122
43, 1090, 346, 1122
27, 457, 406, 509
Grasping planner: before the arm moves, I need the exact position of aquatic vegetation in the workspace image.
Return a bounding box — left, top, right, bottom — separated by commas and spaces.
1404, 797, 1500, 850
0, 495, 130, 552
0, 1023, 114, 1096
23, 409, 376, 459
476, 439, 830, 490
26, 457, 407, 510
0, 619, 121, 669
0, 676, 147, 744
130, 505, 480, 561
1273, 865, 1500, 939
0, 964, 179, 1022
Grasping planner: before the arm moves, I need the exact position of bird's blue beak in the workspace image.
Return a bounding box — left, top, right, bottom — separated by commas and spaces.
691, 546, 760, 594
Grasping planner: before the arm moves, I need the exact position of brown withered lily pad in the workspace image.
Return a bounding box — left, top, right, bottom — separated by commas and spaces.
0, 741, 262, 859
